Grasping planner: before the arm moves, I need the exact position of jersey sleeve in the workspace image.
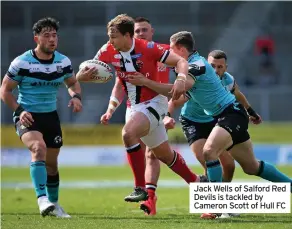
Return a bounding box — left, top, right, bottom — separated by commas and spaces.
6, 58, 23, 83
188, 59, 206, 81
93, 43, 111, 63
147, 41, 170, 64
224, 73, 236, 93
62, 57, 74, 79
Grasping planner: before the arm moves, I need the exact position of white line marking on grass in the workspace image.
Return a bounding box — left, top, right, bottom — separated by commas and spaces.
1, 179, 265, 189
131, 207, 188, 213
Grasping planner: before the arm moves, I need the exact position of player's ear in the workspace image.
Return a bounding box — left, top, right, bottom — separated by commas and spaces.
33, 35, 39, 44
226, 64, 228, 70
151, 28, 154, 36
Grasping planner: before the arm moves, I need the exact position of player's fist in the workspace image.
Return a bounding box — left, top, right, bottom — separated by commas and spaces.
163, 116, 176, 130
100, 112, 112, 125
249, 115, 262, 125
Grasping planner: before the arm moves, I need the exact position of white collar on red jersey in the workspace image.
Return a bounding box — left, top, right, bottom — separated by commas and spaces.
120, 39, 135, 54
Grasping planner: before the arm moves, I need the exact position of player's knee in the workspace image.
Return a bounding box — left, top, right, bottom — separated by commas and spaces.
203, 144, 217, 161
30, 141, 47, 160
122, 128, 136, 144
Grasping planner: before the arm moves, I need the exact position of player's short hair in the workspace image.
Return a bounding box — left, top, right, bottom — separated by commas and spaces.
32, 17, 60, 35
208, 50, 228, 61
170, 31, 195, 53
107, 14, 135, 37
134, 17, 151, 24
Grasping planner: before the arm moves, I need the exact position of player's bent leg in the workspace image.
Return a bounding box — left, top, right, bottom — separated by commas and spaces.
123, 111, 150, 202
218, 151, 235, 182
149, 141, 200, 184
203, 126, 233, 182
46, 148, 71, 218
230, 140, 292, 188
190, 139, 207, 175
21, 131, 55, 217
141, 148, 160, 216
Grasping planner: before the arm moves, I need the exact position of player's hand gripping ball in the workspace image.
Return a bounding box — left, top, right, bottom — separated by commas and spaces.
77, 60, 113, 83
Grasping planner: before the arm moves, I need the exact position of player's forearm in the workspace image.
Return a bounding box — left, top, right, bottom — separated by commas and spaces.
0, 90, 20, 111
143, 79, 173, 98
67, 81, 82, 98
175, 58, 189, 81
111, 80, 125, 105
106, 79, 125, 114
234, 91, 251, 109
168, 95, 187, 116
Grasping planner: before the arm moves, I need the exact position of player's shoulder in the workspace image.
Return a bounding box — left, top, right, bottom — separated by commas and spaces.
135, 39, 167, 50
54, 51, 72, 66
10, 50, 33, 68
222, 72, 235, 83
95, 42, 116, 60
157, 43, 170, 49
189, 52, 206, 69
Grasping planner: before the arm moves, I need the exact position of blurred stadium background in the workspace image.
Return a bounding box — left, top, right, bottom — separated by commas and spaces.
1, 1, 292, 228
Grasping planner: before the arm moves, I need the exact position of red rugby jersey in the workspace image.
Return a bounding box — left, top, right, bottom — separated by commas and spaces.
94, 38, 170, 106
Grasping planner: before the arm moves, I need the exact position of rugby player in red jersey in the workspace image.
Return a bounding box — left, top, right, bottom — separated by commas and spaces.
77, 14, 206, 214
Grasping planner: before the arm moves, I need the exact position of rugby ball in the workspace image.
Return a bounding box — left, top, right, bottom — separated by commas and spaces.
78, 59, 113, 83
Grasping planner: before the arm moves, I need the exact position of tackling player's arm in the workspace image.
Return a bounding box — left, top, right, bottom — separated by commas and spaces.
163, 94, 189, 130
128, 65, 196, 98
147, 43, 189, 100
232, 83, 261, 123
167, 95, 189, 117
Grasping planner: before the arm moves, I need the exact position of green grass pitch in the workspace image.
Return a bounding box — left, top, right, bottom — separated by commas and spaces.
1, 165, 292, 229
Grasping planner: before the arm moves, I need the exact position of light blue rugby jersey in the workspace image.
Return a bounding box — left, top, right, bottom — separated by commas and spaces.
221, 72, 235, 93
7, 50, 74, 113
181, 52, 236, 118
181, 71, 235, 123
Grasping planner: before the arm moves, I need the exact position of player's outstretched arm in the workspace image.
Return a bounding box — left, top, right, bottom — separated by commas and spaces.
128, 72, 173, 98
167, 95, 189, 116
233, 83, 262, 124
64, 74, 83, 113
164, 52, 189, 100
163, 95, 189, 130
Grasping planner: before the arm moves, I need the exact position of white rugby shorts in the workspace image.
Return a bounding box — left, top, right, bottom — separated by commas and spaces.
125, 95, 168, 149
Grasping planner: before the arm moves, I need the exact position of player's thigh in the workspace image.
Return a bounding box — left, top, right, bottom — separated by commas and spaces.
141, 124, 168, 150
229, 139, 259, 175
41, 111, 63, 149
203, 126, 232, 160
215, 103, 250, 150
123, 111, 150, 139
